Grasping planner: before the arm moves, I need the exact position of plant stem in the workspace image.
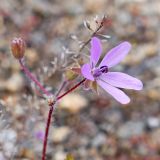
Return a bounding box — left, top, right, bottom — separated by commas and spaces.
42, 104, 54, 160
19, 59, 51, 96
57, 78, 86, 101
79, 16, 105, 52
55, 80, 67, 97
41, 78, 86, 160
19, 58, 86, 160
18, 56, 86, 159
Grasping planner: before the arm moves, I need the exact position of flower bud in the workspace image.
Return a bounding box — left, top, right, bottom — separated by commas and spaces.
11, 37, 26, 59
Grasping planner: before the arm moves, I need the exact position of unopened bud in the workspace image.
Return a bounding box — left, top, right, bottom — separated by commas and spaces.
11, 37, 25, 59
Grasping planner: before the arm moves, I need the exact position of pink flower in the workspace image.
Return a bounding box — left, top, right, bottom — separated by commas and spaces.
81, 37, 143, 104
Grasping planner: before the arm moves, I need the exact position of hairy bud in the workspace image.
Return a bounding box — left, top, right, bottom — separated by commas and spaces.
11, 37, 25, 59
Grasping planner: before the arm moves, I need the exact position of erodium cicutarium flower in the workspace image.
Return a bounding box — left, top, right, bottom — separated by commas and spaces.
81, 37, 143, 104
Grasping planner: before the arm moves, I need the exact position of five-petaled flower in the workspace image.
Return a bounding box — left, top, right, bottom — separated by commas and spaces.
81, 37, 143, 104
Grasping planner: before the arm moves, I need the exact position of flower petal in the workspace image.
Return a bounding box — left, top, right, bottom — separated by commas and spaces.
81, 63, 94, 81
99, 41, 131, 68
90, 37, 102, 67
97, 79, 130, 104
100, 72, 143, 90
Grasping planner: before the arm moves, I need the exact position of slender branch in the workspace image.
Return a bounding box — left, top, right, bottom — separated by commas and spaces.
41, 78, 86, 160
55, 80, 67, 97
57, 78, 86, 101
14, 38, 86, 160
79, 16, 105, 52
42, 103, 55, 160
19, 59, 51, 96
19, 58, 85, 160
42, 80, 67, 160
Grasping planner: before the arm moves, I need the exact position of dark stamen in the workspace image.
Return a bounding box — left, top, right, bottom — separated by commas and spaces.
100, 66, 108, 73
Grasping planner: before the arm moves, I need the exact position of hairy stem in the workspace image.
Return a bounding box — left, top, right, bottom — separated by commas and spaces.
19, 59, 51, 96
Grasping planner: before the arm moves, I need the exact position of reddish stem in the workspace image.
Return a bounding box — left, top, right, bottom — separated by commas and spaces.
18, 57, 86, 160
42, 104, 54, 160
19, 59, 51, 96
57, 78, 86, 101
41, 78, 86, 160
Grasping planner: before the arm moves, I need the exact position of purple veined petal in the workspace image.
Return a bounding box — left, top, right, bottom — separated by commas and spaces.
100, 72, 143, 90
97, 79, 130, 104
99, 41, 131, 68
81, 63, 94, 81
90, 37, 102, 67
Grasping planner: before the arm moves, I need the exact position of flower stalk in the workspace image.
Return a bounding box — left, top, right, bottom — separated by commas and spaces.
42, 104, 54, 160
57, 78, 86, 101
42, 78, 86, 160
11, 37, 87, 160
19, 59, 51, 96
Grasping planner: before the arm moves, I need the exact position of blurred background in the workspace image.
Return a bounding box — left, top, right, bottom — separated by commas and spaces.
0, 0, 160, 159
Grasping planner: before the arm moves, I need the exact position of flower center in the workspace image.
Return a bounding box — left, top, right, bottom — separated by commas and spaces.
92, 65, 108, 78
